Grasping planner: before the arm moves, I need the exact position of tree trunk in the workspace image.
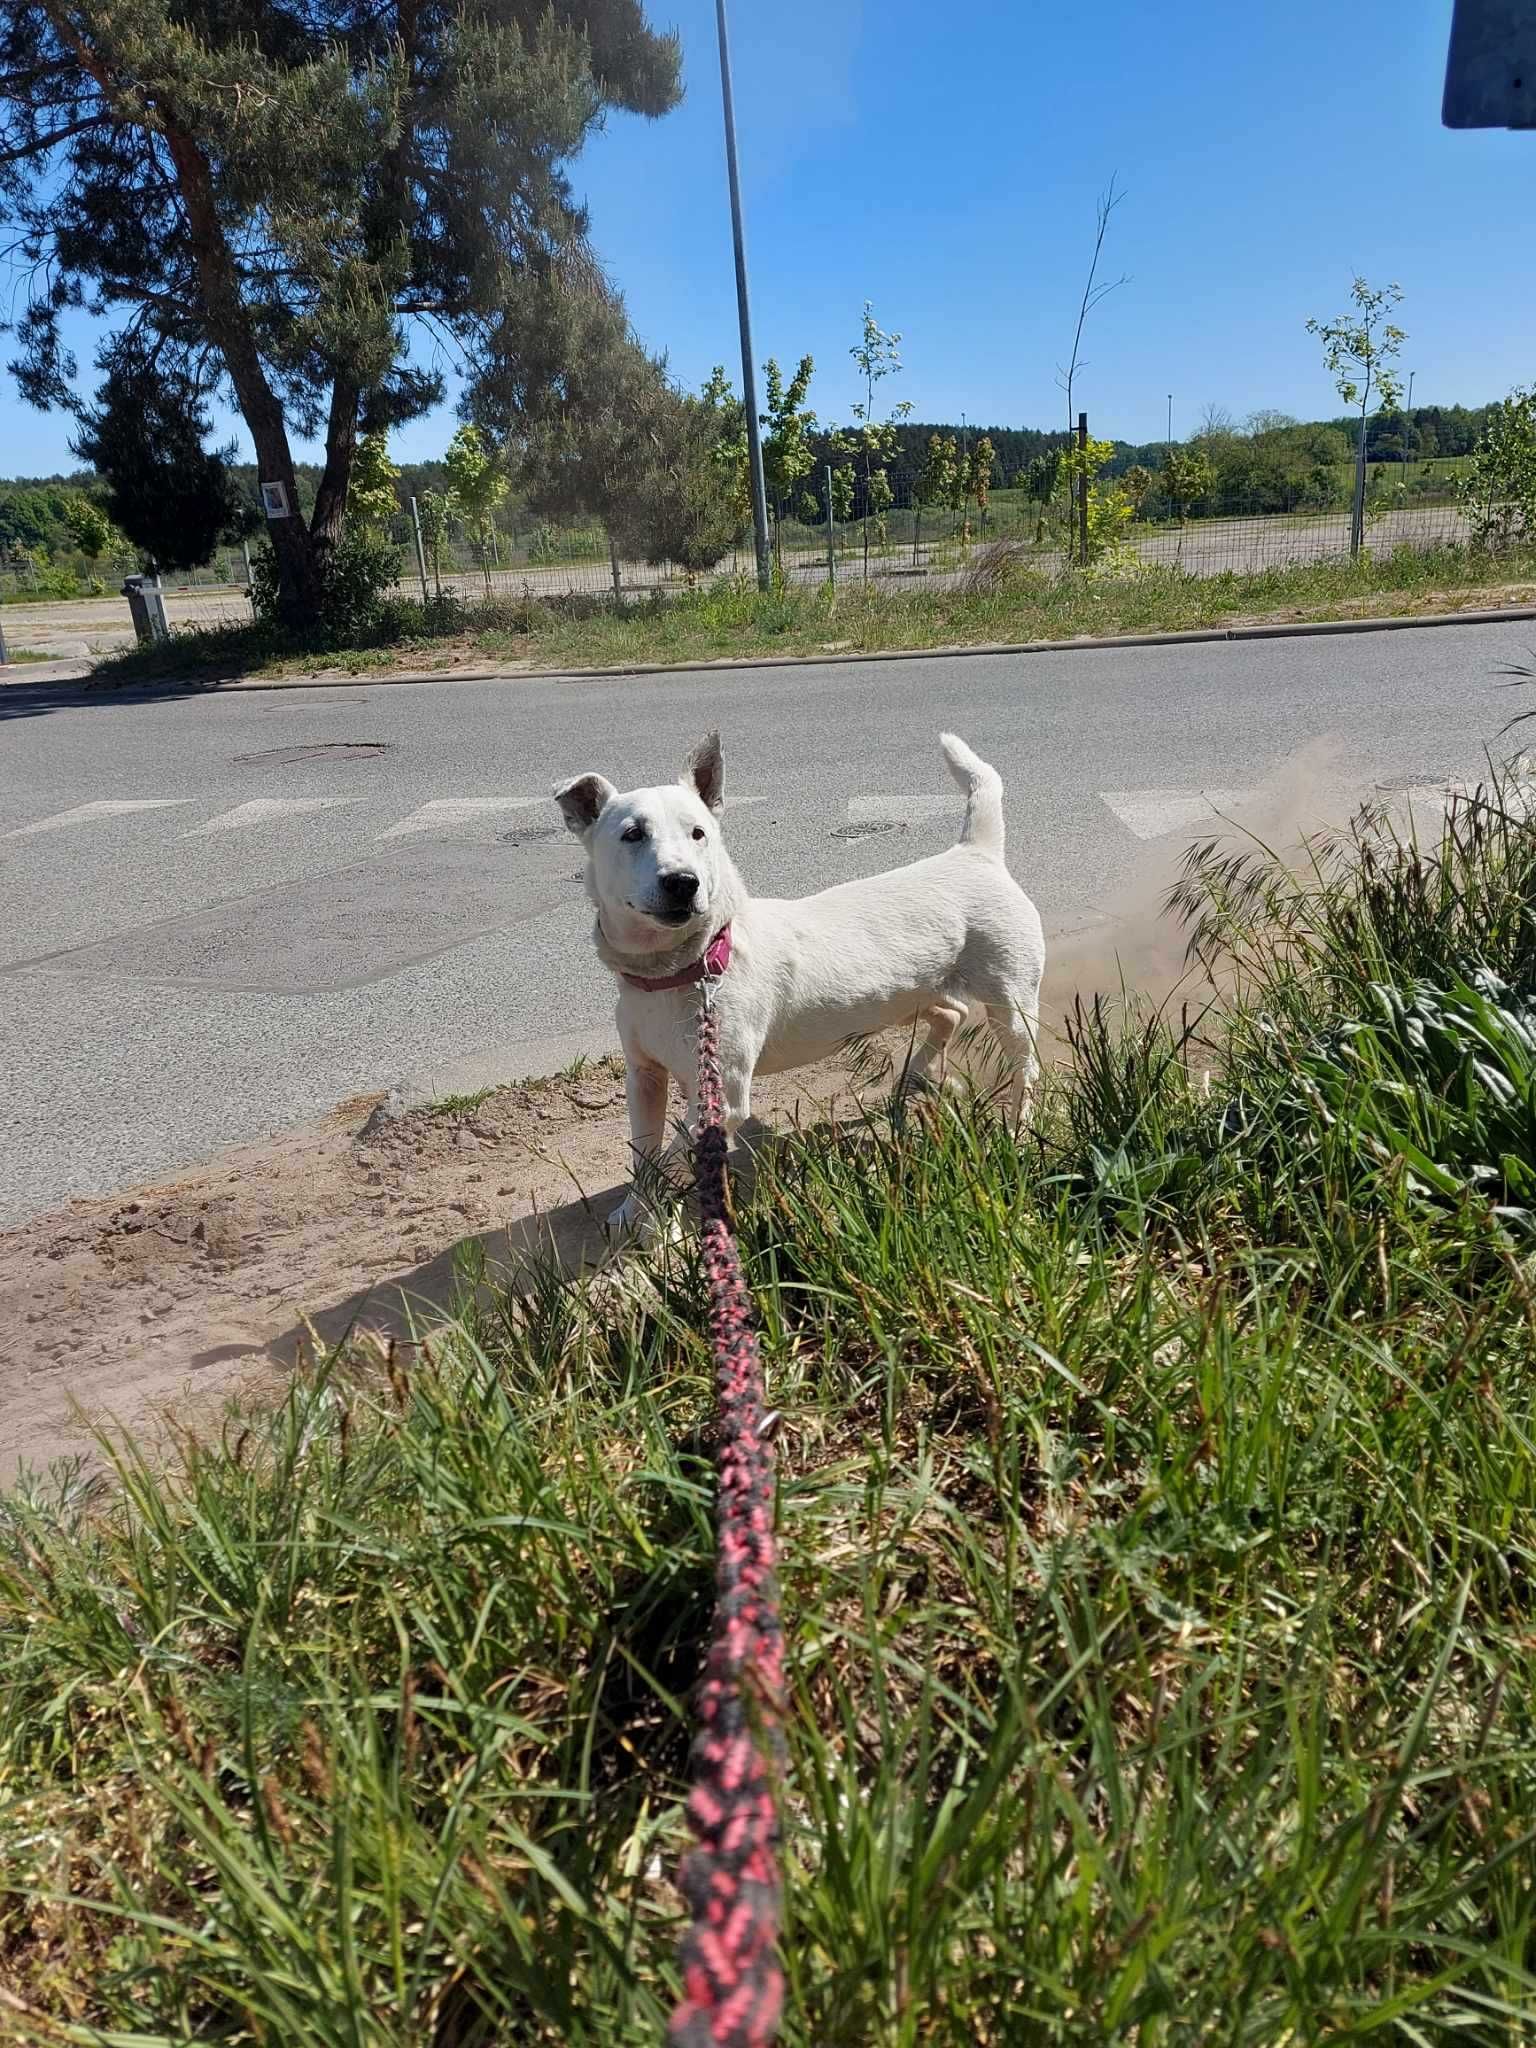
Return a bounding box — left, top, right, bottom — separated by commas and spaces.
1350, 410, 1369, 559
160, 118, 322, 627
310, 378, 361, 552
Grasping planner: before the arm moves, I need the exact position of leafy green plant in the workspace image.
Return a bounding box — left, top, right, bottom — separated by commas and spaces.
1058, 432, 1136, 566
760, 355, 818, 559
444, 424, 508, 595
416, 487, 450, 594
1307, 277, 1407, 546
61, 492, 123, 564
346, 429, 401, 536
1460, 386, 1536, 553
1161, 445, 1214, 524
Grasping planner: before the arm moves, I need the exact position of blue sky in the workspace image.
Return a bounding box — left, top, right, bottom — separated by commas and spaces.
8, 0, 1533, 476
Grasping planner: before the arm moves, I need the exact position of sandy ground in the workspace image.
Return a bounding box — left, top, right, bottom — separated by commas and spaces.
0, 1051, 867, 1485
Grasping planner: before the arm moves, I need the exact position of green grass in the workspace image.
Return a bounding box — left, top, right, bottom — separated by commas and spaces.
424, 1085, 498, 1120
5, 770, 1536, 2041
81, 541, 1536, 688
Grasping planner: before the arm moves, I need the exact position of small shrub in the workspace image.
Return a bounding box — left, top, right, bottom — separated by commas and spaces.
250, 529, 402, 645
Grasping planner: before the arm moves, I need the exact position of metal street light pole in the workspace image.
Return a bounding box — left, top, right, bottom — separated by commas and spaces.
714, 0, 772, 592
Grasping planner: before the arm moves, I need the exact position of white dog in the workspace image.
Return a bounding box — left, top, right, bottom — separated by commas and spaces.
555, 731, 1045, 1233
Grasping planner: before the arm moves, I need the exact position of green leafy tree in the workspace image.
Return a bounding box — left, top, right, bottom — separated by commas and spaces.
830, 463, 856, 526
1059, 432, 1135, 566
1120, 462, 1153, 512
847, 302, 912, 553
444, 426, 508, 593
967, 436, 997, 531
1460, 387, 1536, 553
520, 328, 737, 579
1161, 446, 1214, 524
416, 488, 450, 595
61, 495, 119, 564
346, 431, 401, 537
760, 356, 818, 551
916, 433, 959, 520
0, 0, 681, 624
71, 347, 247, 571
1021, 448, 1062, 543
701, 367, 751, 531
866, 465, 895, 550
1306, 277, 1406, 549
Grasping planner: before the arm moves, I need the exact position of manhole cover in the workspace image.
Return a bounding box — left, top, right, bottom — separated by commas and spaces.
498, 823, 562, 847
830, 819, 902, 841
233, 741, 391, 767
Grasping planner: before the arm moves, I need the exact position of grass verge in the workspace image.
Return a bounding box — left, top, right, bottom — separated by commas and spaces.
4, 773, 1536, 2040
84, 543, 1536, 686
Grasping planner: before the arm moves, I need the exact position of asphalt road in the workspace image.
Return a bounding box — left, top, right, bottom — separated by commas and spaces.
1, 619, 1526, 1222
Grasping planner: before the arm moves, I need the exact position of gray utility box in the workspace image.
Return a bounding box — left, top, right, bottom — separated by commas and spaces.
121, 575, 170, 647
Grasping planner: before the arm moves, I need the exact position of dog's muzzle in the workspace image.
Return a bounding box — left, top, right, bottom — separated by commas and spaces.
648, 869, 701, 924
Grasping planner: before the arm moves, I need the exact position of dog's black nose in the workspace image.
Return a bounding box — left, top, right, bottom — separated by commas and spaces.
658, 869, 699, 905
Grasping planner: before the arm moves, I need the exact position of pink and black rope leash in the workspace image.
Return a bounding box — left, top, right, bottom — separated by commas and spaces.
668, 980, 787, 2048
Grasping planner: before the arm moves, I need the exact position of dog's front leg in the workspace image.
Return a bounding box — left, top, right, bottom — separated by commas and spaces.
609, 1051, 670, 1237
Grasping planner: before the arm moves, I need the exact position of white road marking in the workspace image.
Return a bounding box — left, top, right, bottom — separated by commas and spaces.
377, 797, 544, 840
5, 799, 193, 839
847, 794, 961, 825
1100, 789, 1252, 840
185, 797, 359, 836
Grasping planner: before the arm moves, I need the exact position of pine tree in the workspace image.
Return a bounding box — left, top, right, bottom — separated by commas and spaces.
71, 346, 248, 571
0, 0, 680, 623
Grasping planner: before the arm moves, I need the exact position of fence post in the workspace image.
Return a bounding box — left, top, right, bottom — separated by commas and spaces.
608, 531, 623, 602
825, 465, 836, 589
0, 606, 8, 666
409, 496, 431, 605
241, 538, 255, 614
1077, 411, 1090, 568
912, 498, 922, 568
1350, 415, 1367, 558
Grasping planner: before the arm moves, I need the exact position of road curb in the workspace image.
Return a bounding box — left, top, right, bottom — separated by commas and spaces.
10, 601, 1536, 696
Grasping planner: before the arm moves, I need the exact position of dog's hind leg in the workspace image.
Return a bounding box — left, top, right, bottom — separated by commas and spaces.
984, 996, 1041, 1129
902, 1001, 968, 1094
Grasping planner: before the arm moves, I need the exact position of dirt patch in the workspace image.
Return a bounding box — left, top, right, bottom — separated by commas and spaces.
0, 1053, 859, 1484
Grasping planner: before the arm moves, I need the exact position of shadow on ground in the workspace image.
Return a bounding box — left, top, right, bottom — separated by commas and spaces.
0, 675, 228, 721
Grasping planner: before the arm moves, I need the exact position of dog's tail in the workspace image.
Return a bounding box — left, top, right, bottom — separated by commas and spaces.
940, 732, 1005, 858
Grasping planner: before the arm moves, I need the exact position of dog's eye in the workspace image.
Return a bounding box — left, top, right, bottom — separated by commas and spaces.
691, 827, 706, 842
621, 822, 645, 844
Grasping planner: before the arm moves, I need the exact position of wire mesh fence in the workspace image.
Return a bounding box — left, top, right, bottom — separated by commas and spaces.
377, 477, 1478, 608
0, 464, 1504, 659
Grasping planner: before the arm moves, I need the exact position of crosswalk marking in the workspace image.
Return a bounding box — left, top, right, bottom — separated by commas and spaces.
1100, 789, 1252, 841
185, 797, 359, 836
376, 797, 544, 840
5, 799, 193, 839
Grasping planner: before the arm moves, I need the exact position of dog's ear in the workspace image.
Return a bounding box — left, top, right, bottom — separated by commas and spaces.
682, 731, 724, 814
554, 772, 616, 837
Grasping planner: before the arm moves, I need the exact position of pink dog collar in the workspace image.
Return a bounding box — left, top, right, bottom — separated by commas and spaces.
620, 923, 733, 993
